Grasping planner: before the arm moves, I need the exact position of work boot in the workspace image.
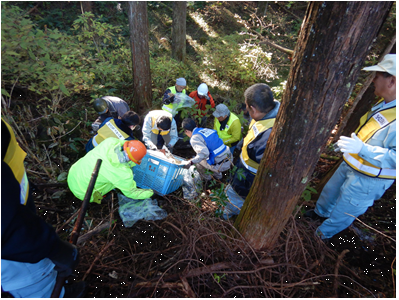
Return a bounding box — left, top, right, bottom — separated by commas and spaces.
303, 209, 327, 222
64, 281, 87, 298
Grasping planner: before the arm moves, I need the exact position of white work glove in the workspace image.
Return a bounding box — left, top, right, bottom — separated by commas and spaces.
182, 160, 193, 169
337, 133, 364, 154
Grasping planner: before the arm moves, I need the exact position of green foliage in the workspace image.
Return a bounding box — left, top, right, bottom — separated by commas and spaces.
198, 34, 272, 88
301, 185, 318, 202
1, 5, 131, 113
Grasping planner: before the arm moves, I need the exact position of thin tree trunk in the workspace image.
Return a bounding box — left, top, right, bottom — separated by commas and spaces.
257, 1, 268, 16
234, 1, 393, 251
128, 1, 152, 113
172, 2, 187, 62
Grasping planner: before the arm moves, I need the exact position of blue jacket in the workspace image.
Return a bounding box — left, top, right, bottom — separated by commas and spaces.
193, 128, 227, 165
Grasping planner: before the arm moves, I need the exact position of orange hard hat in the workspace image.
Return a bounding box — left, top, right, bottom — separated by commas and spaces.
123, 140, 147, 165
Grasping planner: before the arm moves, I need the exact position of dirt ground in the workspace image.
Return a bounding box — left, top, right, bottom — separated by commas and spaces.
2, 2, 395, 298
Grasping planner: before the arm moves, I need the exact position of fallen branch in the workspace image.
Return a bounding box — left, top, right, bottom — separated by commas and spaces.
333, 249, 350, 296
82, 238, 115, 281
259, 39, 294, 56
56, 210, 80, 234
345, 213, 396, 245
77, 222, 111, 245
320, 153, 341, 161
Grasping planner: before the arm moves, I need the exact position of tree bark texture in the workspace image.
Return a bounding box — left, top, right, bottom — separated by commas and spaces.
128, 1, 152, 113
172, 2, 187, 62
234, 1, 393, 251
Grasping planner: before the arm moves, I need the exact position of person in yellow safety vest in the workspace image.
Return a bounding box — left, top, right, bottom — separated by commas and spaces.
1, 118, 85, 298
142, 110, 178, 153
92, 96, 130, 132
85, 111, 140, 153
222, 83, 280, 219
304, 54, 396, 241
162, 77, 187, 124
213, 104, 242, 154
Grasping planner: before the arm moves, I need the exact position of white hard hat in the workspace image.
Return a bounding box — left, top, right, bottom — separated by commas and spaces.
197, 83, 208, 96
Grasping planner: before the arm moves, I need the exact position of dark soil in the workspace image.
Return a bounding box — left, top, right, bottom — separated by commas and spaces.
2, 1, 395, 298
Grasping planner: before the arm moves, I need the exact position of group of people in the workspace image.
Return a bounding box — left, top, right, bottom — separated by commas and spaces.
1, 54, 395, 297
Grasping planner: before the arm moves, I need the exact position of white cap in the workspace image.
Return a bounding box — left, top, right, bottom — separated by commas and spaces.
363, 54, 396, 76
197, 83, 208, 96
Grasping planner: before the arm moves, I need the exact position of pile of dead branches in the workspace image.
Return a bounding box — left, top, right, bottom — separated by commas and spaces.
62, 193, 380, 298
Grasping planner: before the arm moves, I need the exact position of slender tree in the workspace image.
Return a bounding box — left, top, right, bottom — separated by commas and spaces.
128, 1, 152, 113
172, 1, 187, 62
234, 1, 393, 251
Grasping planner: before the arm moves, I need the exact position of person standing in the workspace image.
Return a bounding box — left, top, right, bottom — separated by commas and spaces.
305, 54, 396, 240
2, 118, 84, 298
222, 83, 280, 219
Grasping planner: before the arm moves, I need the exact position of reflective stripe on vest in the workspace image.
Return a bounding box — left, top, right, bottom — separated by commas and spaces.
151, 112, 171, 135
240, 118, 275, 174
93, 119, 129, 147
2, 119, 29, 205
162, 86, 186, 114
193, 127, 227, 165
343, 105, 396, 179
214, 113, 240, 144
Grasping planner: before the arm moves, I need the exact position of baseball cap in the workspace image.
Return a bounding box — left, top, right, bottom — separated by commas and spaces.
213, 104, 230, 118
176, 78, 186, 86
363, 54, 396, 76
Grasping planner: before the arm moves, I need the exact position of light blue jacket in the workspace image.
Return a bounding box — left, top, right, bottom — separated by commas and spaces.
357, 99, 396, 170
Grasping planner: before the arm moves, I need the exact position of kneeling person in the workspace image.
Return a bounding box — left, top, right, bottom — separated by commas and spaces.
142, 110, 178, 152
68, 138, 153, 204
182, 118, 232, 180
86, 111, 140, 152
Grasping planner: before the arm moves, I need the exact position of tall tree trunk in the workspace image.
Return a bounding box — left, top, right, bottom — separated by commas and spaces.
172, 2, 187, 62
128, 1, 152, 114
234, 1, 393, 251
257, 1, 268, 16
81, 1, 92, 13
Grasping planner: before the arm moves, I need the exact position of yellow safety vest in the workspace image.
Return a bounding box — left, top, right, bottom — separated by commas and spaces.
343, 102, 396, 179
2, 118, 29, 205
162, 86, 186, 114
240, 118, 275, 174
92, 119, 130, 147
214, 112, 241, 146
151, 111, 171, 136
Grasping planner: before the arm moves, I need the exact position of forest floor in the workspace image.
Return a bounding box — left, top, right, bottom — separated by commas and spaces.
2, 1, 396, 298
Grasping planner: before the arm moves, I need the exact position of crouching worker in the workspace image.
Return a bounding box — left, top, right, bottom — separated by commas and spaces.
142, 110, 178, 153
181, 118, 232, 180
2, 118, 85, 298
68, 138, 153, 204
85, 111, 140, 152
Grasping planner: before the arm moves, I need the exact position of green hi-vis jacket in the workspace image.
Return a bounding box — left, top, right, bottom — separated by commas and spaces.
67, 137, 153, 204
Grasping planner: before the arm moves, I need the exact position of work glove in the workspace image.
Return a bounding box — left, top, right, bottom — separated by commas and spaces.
91, 123, 100, 132
49, 240, 79, 277
182, 160, 193, 169
337, 133, 364, 154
